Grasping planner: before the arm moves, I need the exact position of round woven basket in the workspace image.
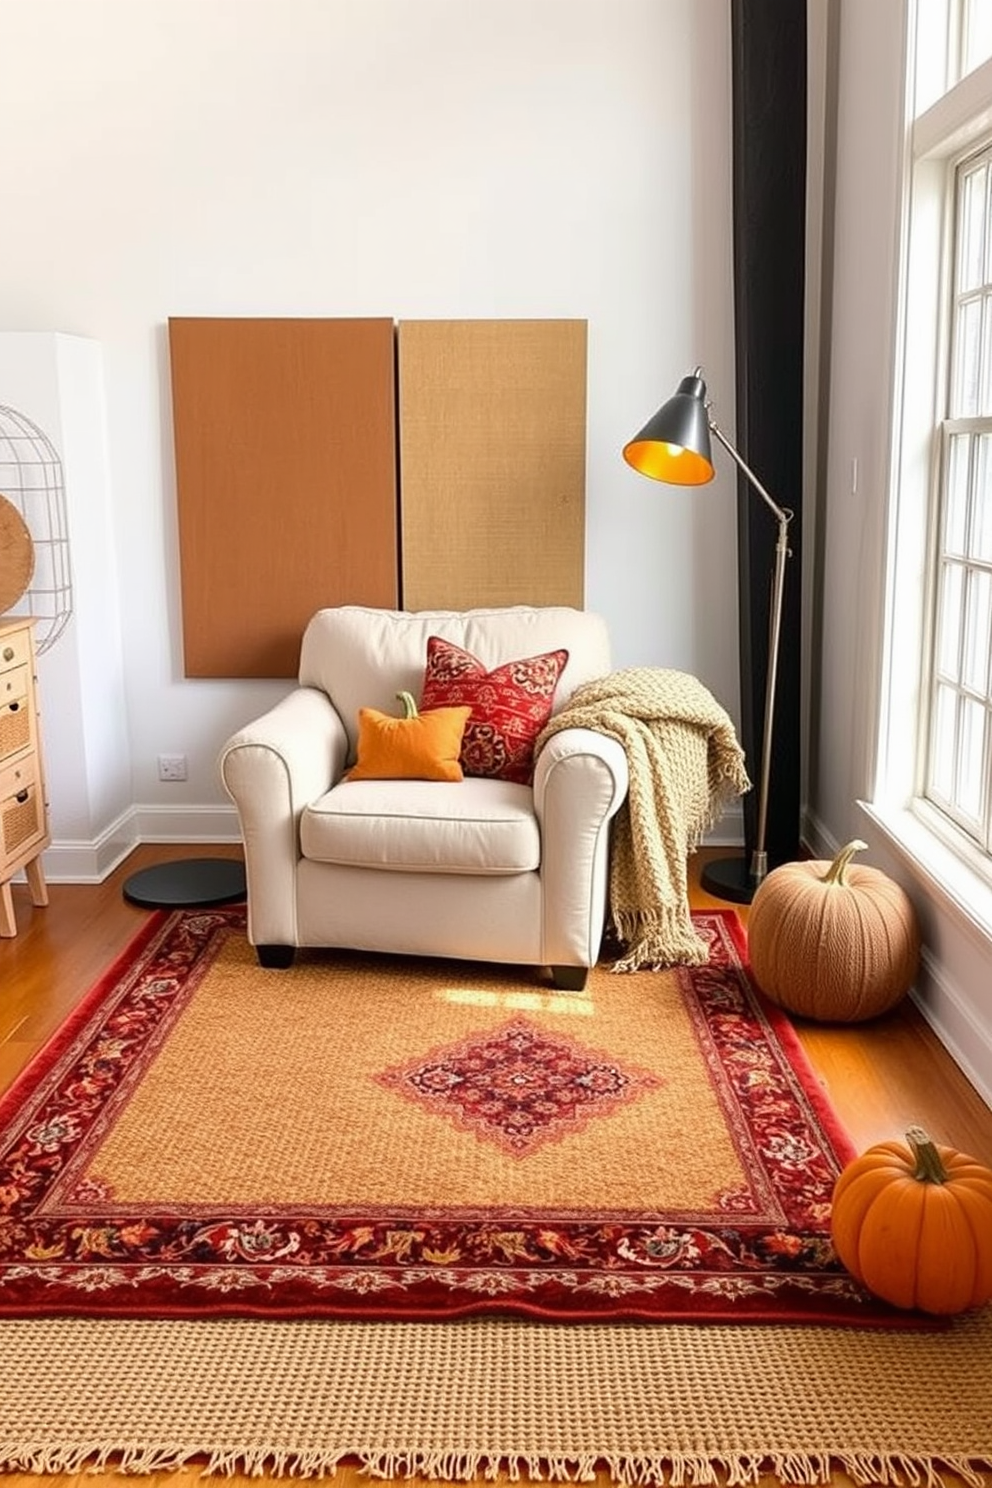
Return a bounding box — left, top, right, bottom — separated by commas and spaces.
0, 404, 72, 652
0, 493, 35, 613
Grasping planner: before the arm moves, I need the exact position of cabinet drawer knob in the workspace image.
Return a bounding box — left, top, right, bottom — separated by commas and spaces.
2, 647, 13, 662
15, 790, 29, 804
7, 701, 18, 712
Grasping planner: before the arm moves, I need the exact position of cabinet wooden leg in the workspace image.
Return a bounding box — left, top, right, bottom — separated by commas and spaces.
24, 854, 49, 908
0, 880, 15, 938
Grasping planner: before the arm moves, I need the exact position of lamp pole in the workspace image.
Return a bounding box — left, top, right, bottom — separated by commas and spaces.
708, 421, 793, 889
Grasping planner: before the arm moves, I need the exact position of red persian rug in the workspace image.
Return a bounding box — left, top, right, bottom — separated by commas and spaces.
0, 906, 904, 1325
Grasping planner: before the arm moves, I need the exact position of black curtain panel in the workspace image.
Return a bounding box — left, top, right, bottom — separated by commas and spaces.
730, 0, 806, 870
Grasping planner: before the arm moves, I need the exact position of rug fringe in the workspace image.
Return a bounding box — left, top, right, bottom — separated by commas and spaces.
0, 1445, 988, 1485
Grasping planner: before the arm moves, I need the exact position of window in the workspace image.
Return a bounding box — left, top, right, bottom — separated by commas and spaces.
923, 143, 992, 854
870, 3, 992, 914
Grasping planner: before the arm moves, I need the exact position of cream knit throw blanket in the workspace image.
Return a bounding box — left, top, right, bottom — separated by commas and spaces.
538, 667, 751, 970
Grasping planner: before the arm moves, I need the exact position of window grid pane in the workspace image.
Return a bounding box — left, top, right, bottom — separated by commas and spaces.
983, 294, 992, 413
945, 433, 971, 551
964, 0, 992, 79
962, 568, 992, 692
959, 162, 987, 291
930, 684, 958, 803
936, 559, 965, 678
958, 696, 988, 823
971, 434, 992, 558
955, 296, 984, 415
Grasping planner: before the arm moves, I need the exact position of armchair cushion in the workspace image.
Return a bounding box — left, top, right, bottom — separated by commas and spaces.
300, 777, 541, 873
419, 636, 569, 783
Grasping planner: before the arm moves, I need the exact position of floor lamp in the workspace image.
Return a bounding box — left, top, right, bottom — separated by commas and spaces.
623, 368, 794, 903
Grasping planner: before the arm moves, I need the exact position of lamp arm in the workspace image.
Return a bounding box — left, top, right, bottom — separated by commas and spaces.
708, 418, 794, 888
709, 419, 793, 527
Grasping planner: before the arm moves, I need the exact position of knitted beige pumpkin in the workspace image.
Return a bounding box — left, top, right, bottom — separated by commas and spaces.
747, 840, 921, 1022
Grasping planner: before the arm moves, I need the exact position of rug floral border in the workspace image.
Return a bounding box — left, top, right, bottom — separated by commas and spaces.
0, 906, 909, 1325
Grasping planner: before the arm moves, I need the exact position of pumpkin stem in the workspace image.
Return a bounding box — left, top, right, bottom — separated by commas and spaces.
906, 1124, 949, 1185
820, 839, 869, 886
396, 691, 418, 719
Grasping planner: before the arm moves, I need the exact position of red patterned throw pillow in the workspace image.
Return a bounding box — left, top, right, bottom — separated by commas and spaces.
420, 636, 569, 784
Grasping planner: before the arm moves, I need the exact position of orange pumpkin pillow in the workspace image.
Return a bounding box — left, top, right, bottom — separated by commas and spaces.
346, 693, 471, 782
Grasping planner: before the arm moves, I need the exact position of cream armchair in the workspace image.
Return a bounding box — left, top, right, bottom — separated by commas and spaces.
219, 605, 628, 989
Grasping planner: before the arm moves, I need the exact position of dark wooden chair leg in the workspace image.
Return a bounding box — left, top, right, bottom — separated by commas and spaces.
550, 965, 588, 991
257, 944, 296, 969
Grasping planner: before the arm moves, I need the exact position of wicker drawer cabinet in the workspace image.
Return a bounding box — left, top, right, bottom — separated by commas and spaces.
0, 618, 49, 937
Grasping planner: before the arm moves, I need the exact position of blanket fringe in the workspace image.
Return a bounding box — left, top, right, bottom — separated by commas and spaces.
610, 905, 710, 971
0, 1444, 988, 1485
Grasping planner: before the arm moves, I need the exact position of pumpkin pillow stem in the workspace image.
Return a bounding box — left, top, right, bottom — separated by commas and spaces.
820, 839, 868, 884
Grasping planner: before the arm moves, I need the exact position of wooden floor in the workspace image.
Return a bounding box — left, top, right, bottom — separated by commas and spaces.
1, 842, 991, 1488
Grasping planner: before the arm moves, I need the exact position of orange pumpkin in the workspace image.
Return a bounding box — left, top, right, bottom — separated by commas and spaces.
831, 1126, 992, 1314
747, 840, 921, 1021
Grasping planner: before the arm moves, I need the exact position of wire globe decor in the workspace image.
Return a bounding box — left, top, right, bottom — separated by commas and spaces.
0, 404, 73, 654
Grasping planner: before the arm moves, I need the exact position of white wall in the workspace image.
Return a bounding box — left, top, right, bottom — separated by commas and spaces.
0, 0, 741, 869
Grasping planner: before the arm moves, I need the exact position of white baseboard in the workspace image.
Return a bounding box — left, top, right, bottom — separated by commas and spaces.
23, 803, 242, 884
911, 946, 992, 1109
128, 803, 243, 846
799, 808, 837, 860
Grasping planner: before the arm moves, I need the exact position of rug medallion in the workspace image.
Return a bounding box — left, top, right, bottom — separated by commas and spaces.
376, 1016, 662, 1154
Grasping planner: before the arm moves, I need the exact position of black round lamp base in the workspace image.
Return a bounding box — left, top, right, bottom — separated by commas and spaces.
123, 857, 246, 909
700, 855, 760, 906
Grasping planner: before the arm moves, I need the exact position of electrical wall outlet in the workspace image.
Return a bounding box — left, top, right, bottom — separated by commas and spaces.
157, 753, 188, 782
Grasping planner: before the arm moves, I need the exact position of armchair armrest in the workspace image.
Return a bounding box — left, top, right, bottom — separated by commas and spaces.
532, 727, 629, 967
219, 687, 348, 946
533, 725, 629, 807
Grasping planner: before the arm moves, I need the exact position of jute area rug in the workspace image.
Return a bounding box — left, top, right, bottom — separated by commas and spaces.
0, 908, 990, 1482
0, 1306, 990, 1482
